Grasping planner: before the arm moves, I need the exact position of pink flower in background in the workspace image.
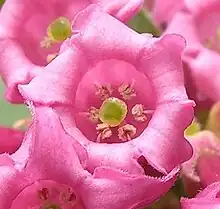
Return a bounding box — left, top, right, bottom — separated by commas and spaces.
165, 0, 220, 104
0, 105, 179, 209
0, 0, 143, 103
147, 0, 184, 28
181, 131, 220, 196
181, 182, 220, 209
0, 126, 24, 154
20, 5, 194, 177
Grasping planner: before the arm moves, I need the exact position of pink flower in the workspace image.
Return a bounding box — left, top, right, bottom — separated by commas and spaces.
0, 0, 143, 103
181, 182, 220, 209
165, 0, 220, 104
0, 126, 24, 154
0, 105, 179, 209
148, 0, 184, 28
20, 5, 194, 175
181, 131, 220, 196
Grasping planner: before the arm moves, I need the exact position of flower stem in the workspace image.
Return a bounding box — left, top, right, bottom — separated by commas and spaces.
128, 8, 162, 36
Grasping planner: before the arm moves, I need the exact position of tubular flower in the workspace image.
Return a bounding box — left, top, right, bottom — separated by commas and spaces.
0, 0, 143, 103
0, 105, 180, 209
181, 182, 220, 209
181, 131, 220, 196
20, 5, 195, 177
0, 126, 24, 154
165, 0, 220, 104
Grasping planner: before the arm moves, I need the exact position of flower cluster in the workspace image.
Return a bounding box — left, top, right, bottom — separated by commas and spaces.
8, 0, 220, 208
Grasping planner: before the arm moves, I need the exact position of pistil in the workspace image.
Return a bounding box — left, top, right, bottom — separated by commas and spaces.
41, 17, 72, 48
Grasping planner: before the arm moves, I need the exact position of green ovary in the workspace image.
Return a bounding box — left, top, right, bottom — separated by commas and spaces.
99, 97, 128, 127
41, 204, 61, 209
47, 17, 72, 41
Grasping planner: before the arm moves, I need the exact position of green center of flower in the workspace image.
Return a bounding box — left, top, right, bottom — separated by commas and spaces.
99, 97, 128, 127
47, 17, 72, 42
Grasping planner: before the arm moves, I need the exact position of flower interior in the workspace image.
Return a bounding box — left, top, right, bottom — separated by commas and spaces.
10, 180, 80, 209
74, 60, 155, 143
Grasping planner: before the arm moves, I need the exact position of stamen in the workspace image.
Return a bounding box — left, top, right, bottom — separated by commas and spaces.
94, 83, 113, 100
59, 188, 77, 205
38, 188, 49, 201
96, 123, 112, 142
47, 53, 58, 63
132, 104, 147, 122
99, 97, 128, 127
118, 79, 136, 100
132, 104, 154, 122
40, 36, 54, 49
80, 107, 99, 123
118, 124, 136, 141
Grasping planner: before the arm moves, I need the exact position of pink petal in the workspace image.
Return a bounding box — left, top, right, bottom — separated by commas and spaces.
151, 0, 184, 25
165, 11, 202, 50
135, 34, 194, 172
181, 131, 220, 194
181, 182, 220, 209
185, 49, 220, 102
197, 154, 220, 188
81, 166, 179, 209
0, 127, 24, 154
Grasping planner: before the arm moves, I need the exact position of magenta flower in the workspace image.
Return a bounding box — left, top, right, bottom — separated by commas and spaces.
165, 0, 220, 104
181, 131, 220, 196
20, 5, 194, 176
181, 182, 220, 209
0, 105, 179, 209
0, 0, 143, 103
0, 126, 24, 154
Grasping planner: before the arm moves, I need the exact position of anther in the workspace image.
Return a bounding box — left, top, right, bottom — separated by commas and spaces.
132, 104, 154, 122
96, 123, 112, 142
80, 107, 99, 123
118, 79, 136, 100
118, 124, 136, 141
94, 83, 113, 100
38, 188, 49, 200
